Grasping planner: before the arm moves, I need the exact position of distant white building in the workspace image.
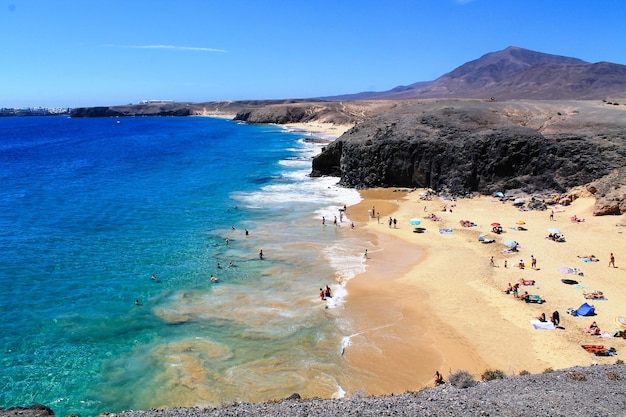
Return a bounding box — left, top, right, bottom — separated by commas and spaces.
139, 100, 175, 104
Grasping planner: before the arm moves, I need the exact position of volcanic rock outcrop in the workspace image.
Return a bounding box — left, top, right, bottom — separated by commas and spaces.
310, 99, 626, 207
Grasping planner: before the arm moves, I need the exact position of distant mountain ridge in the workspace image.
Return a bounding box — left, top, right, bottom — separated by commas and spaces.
328, 46, 626, 100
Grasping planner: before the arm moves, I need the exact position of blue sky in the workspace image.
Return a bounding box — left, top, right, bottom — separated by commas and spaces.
1, 0, 625, 108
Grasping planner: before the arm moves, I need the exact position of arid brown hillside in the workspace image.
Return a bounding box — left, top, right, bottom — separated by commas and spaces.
329, 46, 626, 101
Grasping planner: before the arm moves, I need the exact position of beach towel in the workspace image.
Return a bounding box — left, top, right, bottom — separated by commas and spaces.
526, 295, 545, 304
438, 228, 453, 234
530, 319, 555, 330
581, 345, 617, 356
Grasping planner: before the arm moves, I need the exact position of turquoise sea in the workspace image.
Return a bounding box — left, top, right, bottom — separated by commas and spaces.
0, 116, 366, 416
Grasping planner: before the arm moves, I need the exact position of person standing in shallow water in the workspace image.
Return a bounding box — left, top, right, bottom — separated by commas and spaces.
259, 249, 264, 260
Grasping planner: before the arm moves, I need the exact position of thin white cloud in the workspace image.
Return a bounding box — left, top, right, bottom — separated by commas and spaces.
106, 44, 227, 53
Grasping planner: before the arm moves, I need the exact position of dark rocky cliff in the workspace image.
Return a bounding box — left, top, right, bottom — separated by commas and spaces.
70, 104, 192, 117
311, 100, 626, 203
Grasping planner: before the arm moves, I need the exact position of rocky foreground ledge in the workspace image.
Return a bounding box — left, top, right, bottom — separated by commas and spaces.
3, 365, 625, 417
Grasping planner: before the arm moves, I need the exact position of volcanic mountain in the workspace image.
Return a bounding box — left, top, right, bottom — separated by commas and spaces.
330, 46, 626, 101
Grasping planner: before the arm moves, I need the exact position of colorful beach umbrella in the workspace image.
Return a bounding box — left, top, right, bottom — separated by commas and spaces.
548, 228, 561, 234
615, 316, 626, 329
491, 222, 501, 227
516, 220, 526, 225
503, 240, 518, 248
409, 218, 422, 225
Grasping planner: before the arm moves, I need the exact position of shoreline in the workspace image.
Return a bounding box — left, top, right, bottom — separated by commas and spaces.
282, 122, 354, 140
339, 188, 625, 393
277, 120, 624, 394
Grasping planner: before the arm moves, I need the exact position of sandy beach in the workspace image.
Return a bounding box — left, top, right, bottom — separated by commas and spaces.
283, 121, 355, 140
338, 188, 625, 394
281, 120, 625, 396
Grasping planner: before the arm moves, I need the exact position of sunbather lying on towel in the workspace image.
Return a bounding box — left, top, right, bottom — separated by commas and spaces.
583, 290, 604, 299
584, 321, 602, 335
546, 233, 566, 242
578, 255, 599, 262
570, 215, 585, 223
459, 220, 476, 227
518, 278, 535, 285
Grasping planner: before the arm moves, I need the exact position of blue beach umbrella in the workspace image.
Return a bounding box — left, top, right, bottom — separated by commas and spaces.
504, 240, 518, 248
548, 228, 561, 234
409, 218, 422, 225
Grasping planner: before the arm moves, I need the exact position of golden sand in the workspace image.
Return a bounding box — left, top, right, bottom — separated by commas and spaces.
282, 122, 355, 139
339, 188, 625, 393
284, 120, 624, 393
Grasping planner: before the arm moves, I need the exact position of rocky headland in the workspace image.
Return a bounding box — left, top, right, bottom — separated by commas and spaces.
70, 98, 626, 216
229, 99, 626, 216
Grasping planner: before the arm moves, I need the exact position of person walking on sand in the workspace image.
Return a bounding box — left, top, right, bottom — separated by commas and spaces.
364, 249, 368, 259
433, 371, 444, 386
609, 252, 616, 268
549, 210, 554, 221
531, 255, 537, 269
490, 256, 495, 267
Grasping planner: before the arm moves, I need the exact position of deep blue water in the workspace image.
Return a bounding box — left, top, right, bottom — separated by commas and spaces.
0, 116, 363, 416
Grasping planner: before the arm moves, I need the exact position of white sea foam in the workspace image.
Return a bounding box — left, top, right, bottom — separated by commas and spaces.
333, 385, 346, 398
234, 177, 359, 209
341, 335, 353, 353
278, 159, 310, 168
